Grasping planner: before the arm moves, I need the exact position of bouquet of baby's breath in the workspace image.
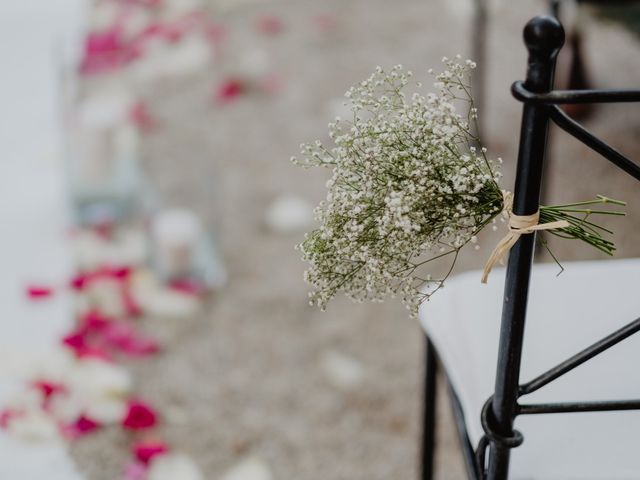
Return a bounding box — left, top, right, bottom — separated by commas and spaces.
293, 57, 625, 317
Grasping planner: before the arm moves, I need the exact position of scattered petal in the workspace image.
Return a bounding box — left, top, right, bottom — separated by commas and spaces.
0, 409, 20, 429
123, 461, 149, 480
168, 278, 207, 296
62, 330, 88, 355
122, 400, 158, 430
62, 414, 102, 439
214, 78, 246, 104
26, 285, 55, 300
134, 440, 170, 465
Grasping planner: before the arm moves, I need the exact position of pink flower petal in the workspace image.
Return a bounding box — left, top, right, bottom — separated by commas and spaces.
123, 461, 149, 480
108, 266, 133, 281
122, 285, 144, 318
26, 285, 55, 299
62, 414, 102, 440
32, 380, 67, 402
122, 400, 158, 430
133, 440, 169, 465
103, 322, 159, 357
214, 78, 246, 104
80, 309, 112, 333
85, 29, 123, 57
70, 273, 91, 291
129, 101, 157, 133
76, 346, 113, 362
0, 409, 20, 429
62, 330, 87, 353
168, 278, 207, 296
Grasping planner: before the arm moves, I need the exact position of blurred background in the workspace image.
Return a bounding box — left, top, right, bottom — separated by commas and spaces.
0, 0, 639, 479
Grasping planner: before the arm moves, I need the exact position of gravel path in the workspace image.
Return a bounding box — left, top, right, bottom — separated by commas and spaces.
71, 1, 640, 478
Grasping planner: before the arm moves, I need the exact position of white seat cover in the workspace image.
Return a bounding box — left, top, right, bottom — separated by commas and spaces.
420, 258, 640, 479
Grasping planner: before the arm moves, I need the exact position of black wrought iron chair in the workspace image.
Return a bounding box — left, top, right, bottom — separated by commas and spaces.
420, 15, 640, 480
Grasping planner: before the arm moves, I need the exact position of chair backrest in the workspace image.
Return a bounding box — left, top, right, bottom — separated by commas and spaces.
478, 15, 640, 480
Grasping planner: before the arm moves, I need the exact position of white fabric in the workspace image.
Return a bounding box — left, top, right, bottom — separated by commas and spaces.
0, 1, 88, 478
420, 258, 640, 479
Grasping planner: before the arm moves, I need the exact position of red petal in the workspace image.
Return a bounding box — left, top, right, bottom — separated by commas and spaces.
168, 278, 207, 296
62, 414, 102, 439
103, 322, 158, 357
108, 266, 133, 281
122, 400, 158, 430
69, 273, 90, 291
26, 285, 54, 299
80, 309, 112, 332
0, 409, 20, 429
215, 79, 246, 103
122, 461, 149, 480
32, 380, 66, 400
62, 330, 87, 352
133, 440, 169, 464
122, 287, 143, 318
76, 346, 113, 362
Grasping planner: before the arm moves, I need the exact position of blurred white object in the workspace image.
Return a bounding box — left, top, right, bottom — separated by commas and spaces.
152, 209, 202, 278
320, 350, 365, 389
132, 273, 202, 318
77, 88, 133, 129
130, 36, 211, 83
221, 457, 273, 480
264, 194, 313, 233
67, 90, 142, 227
73, 228, 148, 271
162, 36, 212, 77
7, 410, 62, 443
151, 209, 227, 289
148, 453, 204, 480
420, 258, 640, 478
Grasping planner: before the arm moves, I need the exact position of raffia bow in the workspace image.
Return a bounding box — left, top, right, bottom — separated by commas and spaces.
481, 191, 570, 283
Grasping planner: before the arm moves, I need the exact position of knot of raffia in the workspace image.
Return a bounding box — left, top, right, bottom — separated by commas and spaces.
481, 191, 569, 283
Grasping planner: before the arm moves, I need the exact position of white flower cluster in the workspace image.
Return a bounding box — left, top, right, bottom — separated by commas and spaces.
293, 57, 503, 316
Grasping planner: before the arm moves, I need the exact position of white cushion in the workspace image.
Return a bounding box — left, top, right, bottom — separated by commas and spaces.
420, 258, 640, 479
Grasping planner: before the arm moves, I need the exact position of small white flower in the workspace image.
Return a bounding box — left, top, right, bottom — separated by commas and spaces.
296, 60, 503, 316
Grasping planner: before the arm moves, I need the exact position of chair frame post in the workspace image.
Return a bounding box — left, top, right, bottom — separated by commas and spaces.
421, 335, 438, 480
484, 16, 565, 480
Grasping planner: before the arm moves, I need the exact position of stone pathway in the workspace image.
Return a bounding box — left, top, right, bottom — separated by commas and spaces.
71, 0, 640, 478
